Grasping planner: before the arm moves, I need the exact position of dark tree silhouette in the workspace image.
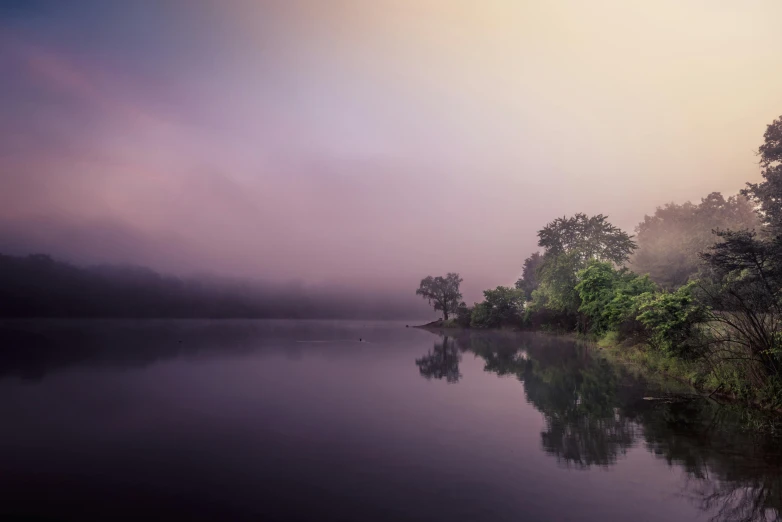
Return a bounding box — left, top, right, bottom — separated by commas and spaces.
415, 273, 463, 320
746, 115, 782, 233
0, 252, 425, 319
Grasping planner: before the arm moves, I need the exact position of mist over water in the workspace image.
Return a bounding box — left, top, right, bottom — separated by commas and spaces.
0, 320, 778, 522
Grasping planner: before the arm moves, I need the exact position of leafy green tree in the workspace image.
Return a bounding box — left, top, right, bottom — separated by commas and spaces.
528, 251, 582, 317
527, 214, 636, 331
415, 273, 463, 320
537, 213, 636, 266
575, 261, 656, 336
470, 302, 492, 329
470, 286, 525, 329
515, 252, 544, 300
635, 282, 707, 359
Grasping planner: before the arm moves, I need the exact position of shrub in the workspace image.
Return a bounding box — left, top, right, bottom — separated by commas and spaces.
635, 282, 708, 359
575, 261, 656, 337
454, 302, 473, 328
470, 287, 525, 329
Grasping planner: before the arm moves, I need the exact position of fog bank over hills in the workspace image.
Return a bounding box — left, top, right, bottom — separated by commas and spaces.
0, 252, 434, 320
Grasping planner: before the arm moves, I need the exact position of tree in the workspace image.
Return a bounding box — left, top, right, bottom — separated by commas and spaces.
699, 229, 782, 382
695, 115, 782, 390
744, 115, 782, 233
454, 302, 472, 328
528, 251, 583, 317
635, 282, 707, 359
527, 214, 636, 332
470, 286, 525, 329
631, 192, 759, 288
415, 273, 463, 320
575, 261, 656, 336
515, 252, 544, 300
537, 213, 636, 266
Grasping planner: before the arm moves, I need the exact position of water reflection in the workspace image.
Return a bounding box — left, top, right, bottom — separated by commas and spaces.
641, 400, 782, 522
467, 333, 638, 468
415, 336, 461, 383
0, 319, 407, 380
419, 331, 782, 522
1, 321, 780, 521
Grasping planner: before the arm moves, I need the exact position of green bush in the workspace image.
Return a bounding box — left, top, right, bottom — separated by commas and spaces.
454, 302, 473, 328
635, 282, 707, 359
470, 286, 525, 329
575, 261, 656, 337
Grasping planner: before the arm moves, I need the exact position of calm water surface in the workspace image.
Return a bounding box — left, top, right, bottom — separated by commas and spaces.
0, 320, 779, 521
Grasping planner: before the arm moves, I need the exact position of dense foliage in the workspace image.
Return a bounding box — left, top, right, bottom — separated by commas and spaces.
537, 213, 637, 265
634, 282, 707, 359
470, 286, 524, 329
448, 113, 782, 408
575, 262, 656, 336
515, 252, 543, 300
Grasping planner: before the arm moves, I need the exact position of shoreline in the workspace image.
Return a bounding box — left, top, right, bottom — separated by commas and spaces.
414, 322, 782, 416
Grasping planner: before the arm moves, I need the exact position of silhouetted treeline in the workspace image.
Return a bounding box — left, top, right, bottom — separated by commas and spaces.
0, 253, 427, 319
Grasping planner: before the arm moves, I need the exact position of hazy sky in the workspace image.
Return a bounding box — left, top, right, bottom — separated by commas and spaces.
1, 0, 781, 301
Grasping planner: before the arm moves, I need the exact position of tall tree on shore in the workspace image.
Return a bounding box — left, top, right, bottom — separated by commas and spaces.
744, 115, 782, 233
537, 213, 636, 266
515, 252, 544, 300
415, 273, 463, 320
529, 214, 636, 326
697, 114, 782, 386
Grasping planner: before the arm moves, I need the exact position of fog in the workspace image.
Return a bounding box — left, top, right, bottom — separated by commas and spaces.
0, 253, 434, 320
1, 1, 781, 305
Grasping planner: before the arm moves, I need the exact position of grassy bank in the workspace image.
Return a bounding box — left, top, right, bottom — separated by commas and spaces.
592, 331, 782, 414
419, 321, 782, 421
594, 333, 700, 388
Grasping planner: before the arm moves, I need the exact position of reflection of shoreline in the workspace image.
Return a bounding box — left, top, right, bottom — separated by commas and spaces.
416, 330, 782, 522
0, 319, 415, 381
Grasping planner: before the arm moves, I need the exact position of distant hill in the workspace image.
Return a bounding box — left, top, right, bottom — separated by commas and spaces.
0, 253, 429, 320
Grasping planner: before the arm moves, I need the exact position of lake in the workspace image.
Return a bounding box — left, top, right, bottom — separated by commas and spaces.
0, 319, 779, 521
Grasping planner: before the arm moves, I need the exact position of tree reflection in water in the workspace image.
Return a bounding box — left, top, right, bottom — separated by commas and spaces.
641, 400, 782, 522
416, 331, 782, 522
415, 336, 462, 383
